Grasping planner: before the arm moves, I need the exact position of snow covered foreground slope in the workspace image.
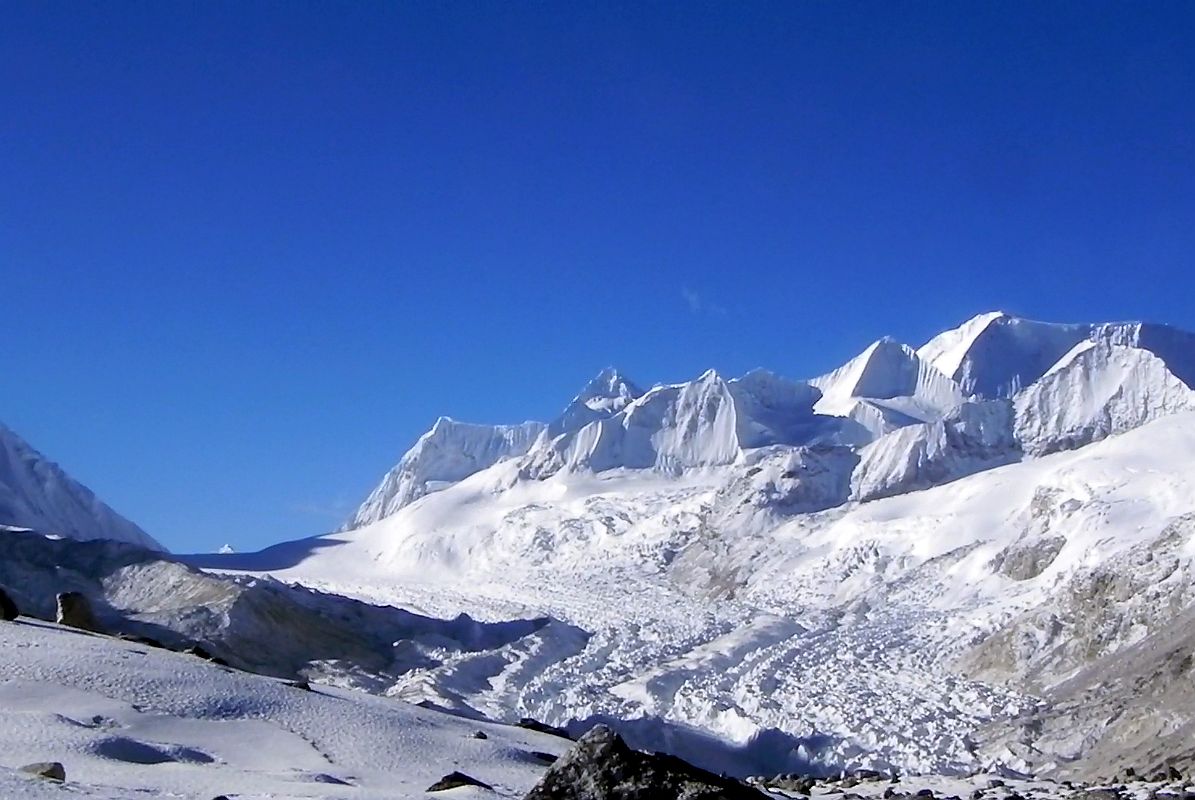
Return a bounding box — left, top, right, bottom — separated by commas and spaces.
0, 615, 569, 799
0, 423, 161, 551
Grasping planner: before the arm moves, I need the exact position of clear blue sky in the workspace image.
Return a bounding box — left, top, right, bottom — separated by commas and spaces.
2, 2, 1192, 553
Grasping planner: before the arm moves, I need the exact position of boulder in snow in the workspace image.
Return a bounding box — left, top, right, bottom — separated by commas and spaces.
56, 591, 101, 632
19, 762, 65, 781
427, 771, 492, 791
0, 586, 17, 621
523, 724, 767, 800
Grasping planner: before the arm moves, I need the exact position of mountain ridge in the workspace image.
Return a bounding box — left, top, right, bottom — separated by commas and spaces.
341, 311, 1195, 531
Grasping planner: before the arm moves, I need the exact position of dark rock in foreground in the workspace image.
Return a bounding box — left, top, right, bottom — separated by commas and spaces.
56, 591, 101, 632
524, 724, 767, 800
428, 771, 493, 791
0, 587, 18, 621
519, 717, 574, 739
19, 761, 65, 781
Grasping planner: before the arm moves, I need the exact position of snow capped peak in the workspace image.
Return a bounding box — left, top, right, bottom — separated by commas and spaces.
548, 368, 645, 437
1014, 341, 1195, 455
919, 313, 1195, 400
344, 312, 1195, 529
915, 311, 1009, 380
343, 417, 546, 529
810, 337, 963, 430
1090, 320, 1195, 389
527, 367, 835, 478
918, 313, 1095, 398
0, 422, 162, 551
591, 365, 631, 390
915, 311, 1006, 376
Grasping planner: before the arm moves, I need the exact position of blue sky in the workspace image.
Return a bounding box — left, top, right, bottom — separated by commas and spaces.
2, 2, 1192, 553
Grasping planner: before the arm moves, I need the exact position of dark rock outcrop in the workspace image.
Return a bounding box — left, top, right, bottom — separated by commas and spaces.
19, 762, 65, 781
523, 725, 768, 800
428, 771, 492, 791
518, 717, 573, 739
0, 587, 17, 620
56, 591, 101, 632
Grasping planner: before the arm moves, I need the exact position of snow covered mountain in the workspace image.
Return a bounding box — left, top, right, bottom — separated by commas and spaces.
346, 312, 1195, 528
1013, 340, 1195, 455
0, 422, 161, 551
547, 367, 645, 438
809, 337, 964, 439
917, 311, 1195, 399
193, 311, 1195, 781
525, 368, 845, 479
343, 416, 546, 529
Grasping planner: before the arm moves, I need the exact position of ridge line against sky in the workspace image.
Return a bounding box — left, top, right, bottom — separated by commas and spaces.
2, 2, 1192, 551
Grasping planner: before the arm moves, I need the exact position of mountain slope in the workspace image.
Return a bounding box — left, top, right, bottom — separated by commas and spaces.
0, 423, 161, 551
0, 613, 567, 799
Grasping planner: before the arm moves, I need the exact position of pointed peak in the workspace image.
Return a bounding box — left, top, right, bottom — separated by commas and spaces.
573, 367, 642, 402
737, 366, 778, 381
549, 369, 645, 437
971, 310, 1012, 324
586, 366, 637, 394
863, 336, 917, 359
695, 368, 724, 383
593, 366, 622, 382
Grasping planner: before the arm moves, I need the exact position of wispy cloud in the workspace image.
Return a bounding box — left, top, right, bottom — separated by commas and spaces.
682, 286, 727, 316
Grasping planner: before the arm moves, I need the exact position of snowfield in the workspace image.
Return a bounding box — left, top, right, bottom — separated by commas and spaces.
0, 616, 568, 799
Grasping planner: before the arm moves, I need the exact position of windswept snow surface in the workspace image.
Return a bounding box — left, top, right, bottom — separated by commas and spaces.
0, 617, 568, 799
204, 412, 1195, 777
0, 423, 161, 551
